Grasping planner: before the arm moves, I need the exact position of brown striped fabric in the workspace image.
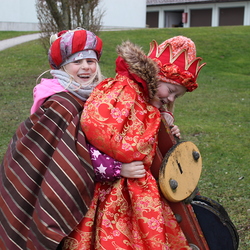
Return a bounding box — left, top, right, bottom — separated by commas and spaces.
0, 92, 95, 250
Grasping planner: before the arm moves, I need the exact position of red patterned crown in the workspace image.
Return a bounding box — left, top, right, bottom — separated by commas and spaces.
148, 36, 206, 92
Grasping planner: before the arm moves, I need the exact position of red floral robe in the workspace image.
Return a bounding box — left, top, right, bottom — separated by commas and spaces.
62, 57, 191, 249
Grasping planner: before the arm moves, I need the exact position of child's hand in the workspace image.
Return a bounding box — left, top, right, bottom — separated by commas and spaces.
171, 124, 181, 139
121, 161, 146, 178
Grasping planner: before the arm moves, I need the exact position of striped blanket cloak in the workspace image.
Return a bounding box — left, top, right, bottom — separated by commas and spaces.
0, 92, 94, 250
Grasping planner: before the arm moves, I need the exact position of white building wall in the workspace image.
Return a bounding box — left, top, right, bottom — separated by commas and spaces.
245, 1, 250, 24
99, 0, 146, 29
0, 0, 38, 31
0, 0, 147, 31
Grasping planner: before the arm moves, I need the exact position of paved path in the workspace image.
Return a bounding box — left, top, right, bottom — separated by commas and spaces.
0, 33, 40, 51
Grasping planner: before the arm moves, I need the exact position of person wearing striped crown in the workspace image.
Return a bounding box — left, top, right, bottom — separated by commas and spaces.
62, 36, 206, 249
0, 27, 104, 250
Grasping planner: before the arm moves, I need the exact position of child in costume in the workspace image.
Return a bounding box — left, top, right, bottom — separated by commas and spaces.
30, 28, 103, 114
61, 36, 205, 249
0, 27, 103, 250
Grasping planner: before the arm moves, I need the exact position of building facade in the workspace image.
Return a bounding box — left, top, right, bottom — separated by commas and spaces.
0, 0, 146, 31
100, 0, 147, 30
0, 0, 39, 31
1, 0, 248, 31
146, 0, 250, 28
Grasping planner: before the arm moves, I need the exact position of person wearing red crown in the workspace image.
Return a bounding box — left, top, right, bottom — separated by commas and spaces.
148, 35, 205, 126
62, 36, 206, 249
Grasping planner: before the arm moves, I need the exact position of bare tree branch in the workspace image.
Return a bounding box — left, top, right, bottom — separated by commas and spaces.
36, 0, 105, 53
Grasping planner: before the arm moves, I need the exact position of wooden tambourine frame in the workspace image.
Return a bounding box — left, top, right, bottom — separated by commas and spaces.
159, 141, 202, 202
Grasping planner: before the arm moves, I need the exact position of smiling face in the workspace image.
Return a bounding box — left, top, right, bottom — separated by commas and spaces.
150, 81, 186, 109
63, 58, 97, 84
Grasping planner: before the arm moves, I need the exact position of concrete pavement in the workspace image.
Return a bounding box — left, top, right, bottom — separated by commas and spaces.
0, 33, 40, 51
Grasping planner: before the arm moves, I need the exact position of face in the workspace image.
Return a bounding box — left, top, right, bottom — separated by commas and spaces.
150, 81, 186, 109
63, 58, 97, 84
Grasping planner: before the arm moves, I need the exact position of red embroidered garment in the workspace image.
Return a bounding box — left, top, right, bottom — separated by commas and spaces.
81, 75, 160, 169
62, 46, 191, 249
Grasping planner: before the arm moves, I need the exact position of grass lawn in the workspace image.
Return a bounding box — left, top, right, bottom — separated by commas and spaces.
0, 26, 249, 249
0, 31, 37, 41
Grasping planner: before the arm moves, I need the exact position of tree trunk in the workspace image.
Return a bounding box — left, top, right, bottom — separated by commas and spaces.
44, 0, 67, 30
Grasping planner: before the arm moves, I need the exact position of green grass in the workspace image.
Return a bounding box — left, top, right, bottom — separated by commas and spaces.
0, 26, 249, 249
0, 31, 37, 41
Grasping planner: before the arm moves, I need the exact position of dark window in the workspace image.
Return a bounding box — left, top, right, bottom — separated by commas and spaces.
219, 7, 244, 26
146, 12, 159, 28
190, 9, 212, 27
164, 11, 183, 28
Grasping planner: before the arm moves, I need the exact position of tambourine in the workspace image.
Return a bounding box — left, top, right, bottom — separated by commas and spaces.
159, 141, 202, 202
